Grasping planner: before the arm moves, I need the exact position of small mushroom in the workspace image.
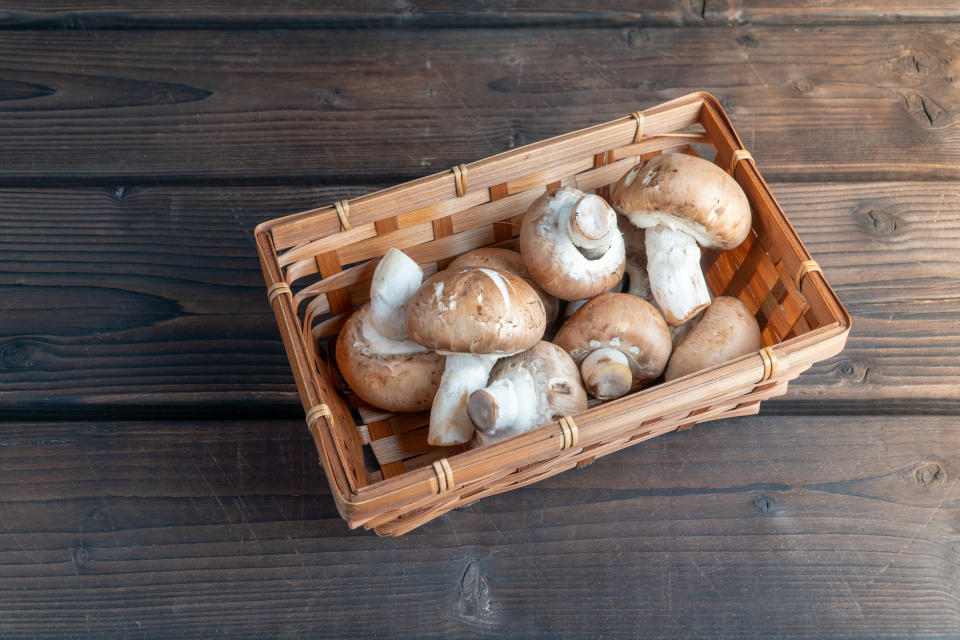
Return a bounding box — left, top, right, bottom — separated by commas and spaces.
448, 247, 559, 324
520, 187, 626, 301
611, 153, 751, 326
406, 267, 546, 445
335, 248, 445, 412
553, 293, 672, 400
665, 296, 762, 381
468, 341, 587, 446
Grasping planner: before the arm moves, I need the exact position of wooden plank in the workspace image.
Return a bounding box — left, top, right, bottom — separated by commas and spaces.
765, 181, 960, 413
0, 2, 957, 29
0, 414, 958, 637
0, 185, 374, 417
0, 26, 954, 183
1, 181, 959, 415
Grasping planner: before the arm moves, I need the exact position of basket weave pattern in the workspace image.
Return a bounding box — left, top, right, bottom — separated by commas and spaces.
255, 93, 850, 535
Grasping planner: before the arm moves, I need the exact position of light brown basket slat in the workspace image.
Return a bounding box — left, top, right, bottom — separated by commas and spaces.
337, 222, 437, 266
368, 420, 405, 479
502, 156, 595, 196
449, 185, 544, 234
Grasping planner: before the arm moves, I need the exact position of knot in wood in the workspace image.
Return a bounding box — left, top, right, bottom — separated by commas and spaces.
853, 205, 898, 238
753, 493, 775, 514
1, 340, 44, 371
915, 462, 947, 488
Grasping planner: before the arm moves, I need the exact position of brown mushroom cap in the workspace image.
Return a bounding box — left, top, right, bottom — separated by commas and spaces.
553, 293, 672, 389
468, 341, 587, 436
335, 305, 445, 412
611, 153, 751, 251
448, 248, 559, 324
520, 187, 626, 301
665, 296, 762, 381
406, 267, 546, 355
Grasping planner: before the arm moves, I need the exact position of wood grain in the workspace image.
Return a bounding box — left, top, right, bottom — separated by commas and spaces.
0, 25, 954, 183
771, 181, 960, 412
1, 414, 957, 638
0, 185, 372, 417
2, 182, 956, 416
0, 1, 956, 29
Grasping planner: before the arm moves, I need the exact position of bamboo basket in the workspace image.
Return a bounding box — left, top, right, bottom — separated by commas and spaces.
255, 92, 850, 536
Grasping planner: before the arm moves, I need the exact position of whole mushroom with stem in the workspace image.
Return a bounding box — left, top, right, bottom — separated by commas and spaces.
611, 153, 751, 326
520, 187, 626, 301
335, 248, 445, 412
467, 341, 587, 446
554, 293, 672, 401
406, 266, 546, 446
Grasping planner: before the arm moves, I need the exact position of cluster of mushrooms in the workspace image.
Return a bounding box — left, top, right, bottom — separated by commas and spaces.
335, 153, 762, 448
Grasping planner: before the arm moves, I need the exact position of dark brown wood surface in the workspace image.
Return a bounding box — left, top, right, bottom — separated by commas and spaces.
2, 415, 958, 638
0, 25, 953, 183
2, 3, 958, 638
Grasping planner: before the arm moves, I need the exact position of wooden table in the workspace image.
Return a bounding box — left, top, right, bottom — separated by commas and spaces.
2, 3, 959, 637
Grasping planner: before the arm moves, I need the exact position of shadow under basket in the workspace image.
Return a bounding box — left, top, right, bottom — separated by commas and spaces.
255, 92, 850, 536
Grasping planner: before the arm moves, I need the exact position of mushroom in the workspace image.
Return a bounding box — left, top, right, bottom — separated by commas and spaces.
611, 153, 751, 326
467, 341, 587, 446
617, 213, 708, 347
448, 247, 559, 324
520, 187, 626, 301
406, 267, 546, 445
335, 248, 445, 412
665, 296, 762, 381
553, 293, 672, 401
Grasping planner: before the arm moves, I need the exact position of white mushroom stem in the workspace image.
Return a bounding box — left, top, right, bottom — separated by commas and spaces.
564, 195, 618, 259
428, 353, 500, 446
580, 348, 632, 400
624, 258, 653, 301
369, 248, 423, 342
645, 225, 712, 326
467, 368, 537, 436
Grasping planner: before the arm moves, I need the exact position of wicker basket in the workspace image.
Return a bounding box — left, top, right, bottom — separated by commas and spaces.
255, 92, 850, 536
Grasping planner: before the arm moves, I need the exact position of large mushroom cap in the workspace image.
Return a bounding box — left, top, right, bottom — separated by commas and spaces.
406, 267, 546, 355
611, 153, 751, 251
554, 292, 672, 393
335, 305, 445, 412
665, 296, 762, 381
520, 187, 626, 301
448, 247, 559, 324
